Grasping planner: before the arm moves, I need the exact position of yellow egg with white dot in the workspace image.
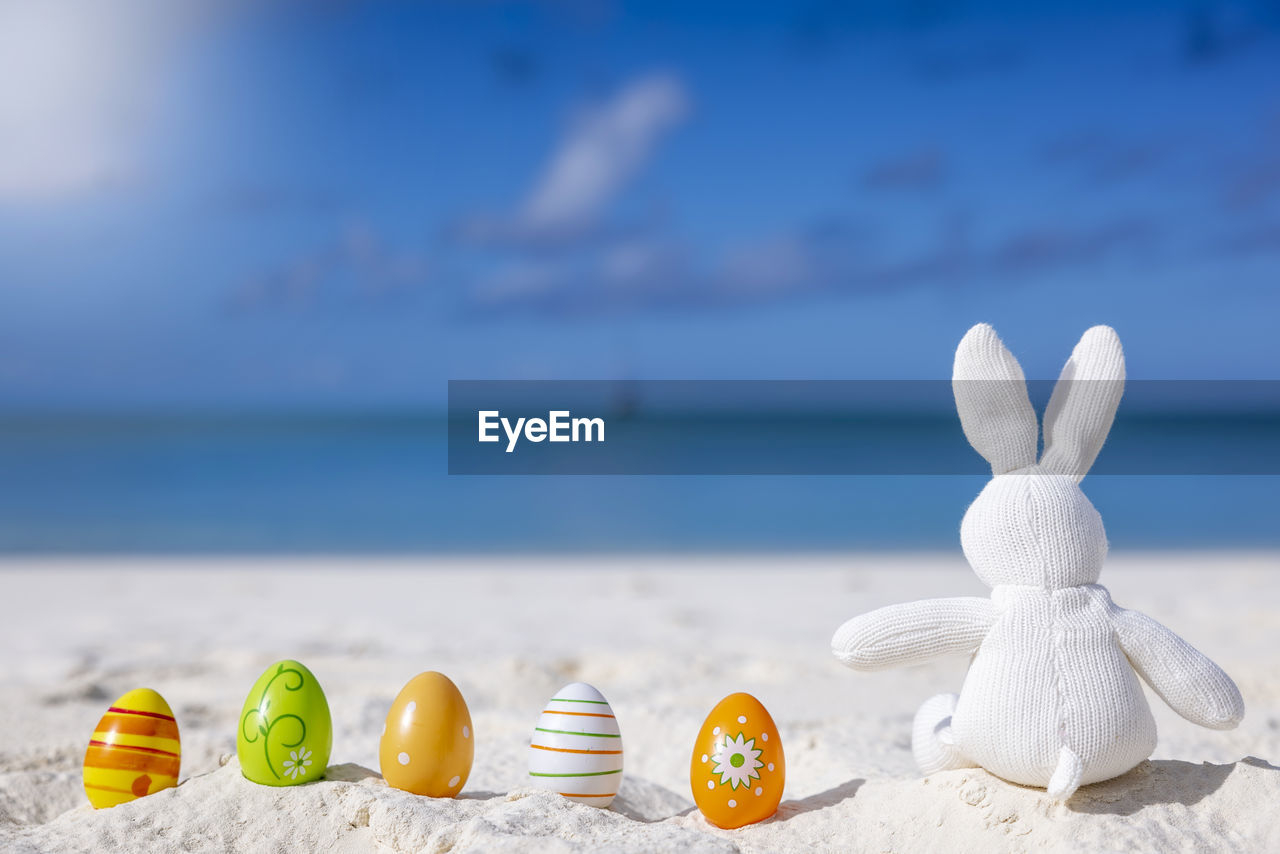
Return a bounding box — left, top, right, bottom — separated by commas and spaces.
379, 672, 473, 797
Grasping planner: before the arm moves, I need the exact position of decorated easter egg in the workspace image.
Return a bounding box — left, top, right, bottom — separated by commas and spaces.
237, 659, 332, 786
82, 688, 181, 809
379, 671, 474, 797
527, 682, 623, 807
690, 692, 785, 829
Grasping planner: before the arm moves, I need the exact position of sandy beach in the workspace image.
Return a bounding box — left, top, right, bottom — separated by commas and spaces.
1, 552, 1277, 852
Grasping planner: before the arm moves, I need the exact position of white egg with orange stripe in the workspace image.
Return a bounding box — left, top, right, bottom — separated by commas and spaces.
527, 682, 623, 807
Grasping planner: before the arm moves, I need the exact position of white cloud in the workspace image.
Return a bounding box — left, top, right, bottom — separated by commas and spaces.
0, 1, 191, 202
516, 73, 689, 237
599, 239, 685, 288
717, 236, 817, 294
472, 259, 567, 306
231, 221, 430, 311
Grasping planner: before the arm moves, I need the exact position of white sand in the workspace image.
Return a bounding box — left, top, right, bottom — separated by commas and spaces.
1, 553, 1277, 853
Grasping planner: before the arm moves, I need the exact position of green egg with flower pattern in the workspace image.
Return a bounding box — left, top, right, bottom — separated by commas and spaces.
236, 659, 332, 786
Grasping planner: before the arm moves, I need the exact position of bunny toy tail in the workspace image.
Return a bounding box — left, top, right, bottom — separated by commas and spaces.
1047, 746, 1084, 801
911, 693, 976, 775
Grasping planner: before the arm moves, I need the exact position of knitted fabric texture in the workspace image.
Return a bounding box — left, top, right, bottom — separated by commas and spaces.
832, 324, 1245, 800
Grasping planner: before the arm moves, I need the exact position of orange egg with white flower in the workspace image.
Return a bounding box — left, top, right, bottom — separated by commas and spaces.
690, 692, 785, 828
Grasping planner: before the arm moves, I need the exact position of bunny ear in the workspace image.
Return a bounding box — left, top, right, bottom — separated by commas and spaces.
952, 323, 1039, 474
1039, 325, 1125, 481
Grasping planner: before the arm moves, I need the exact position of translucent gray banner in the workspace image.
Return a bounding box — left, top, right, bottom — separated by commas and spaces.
447, 381, 1279, 475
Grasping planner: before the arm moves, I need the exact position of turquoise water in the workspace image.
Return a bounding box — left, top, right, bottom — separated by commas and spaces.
0, 416, 1275, 553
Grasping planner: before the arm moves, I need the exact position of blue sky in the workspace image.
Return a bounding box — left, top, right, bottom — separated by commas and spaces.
1, 0, 1278, 410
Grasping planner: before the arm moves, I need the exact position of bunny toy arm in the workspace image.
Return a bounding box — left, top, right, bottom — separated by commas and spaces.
1113, 606, 1245, 730
832, 597, 996, 671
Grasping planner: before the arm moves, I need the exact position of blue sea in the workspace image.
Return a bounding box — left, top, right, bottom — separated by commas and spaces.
0, 415, 1275, 553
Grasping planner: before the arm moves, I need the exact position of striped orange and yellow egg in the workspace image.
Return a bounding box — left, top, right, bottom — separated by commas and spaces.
527, 682, 624, 807
82, 688, 181, 809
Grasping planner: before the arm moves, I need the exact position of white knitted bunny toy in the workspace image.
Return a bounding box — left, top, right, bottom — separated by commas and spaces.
831, 323, 1244, 800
